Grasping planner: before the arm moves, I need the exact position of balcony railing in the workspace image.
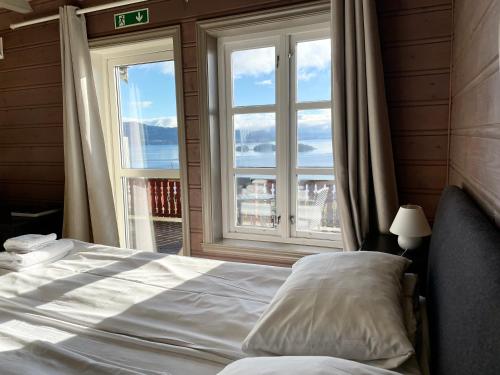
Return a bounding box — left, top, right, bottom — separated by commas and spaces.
126, 178, 182, 220
236, 178, 340, 231
148, 178, 182, 218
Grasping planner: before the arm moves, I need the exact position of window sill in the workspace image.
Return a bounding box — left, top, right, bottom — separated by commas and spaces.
201, 238, 342, 266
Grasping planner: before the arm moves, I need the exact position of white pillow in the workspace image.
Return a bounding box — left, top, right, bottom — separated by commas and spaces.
242, 251, 414, 369
218, 356, 402, 375
402, 273, 419, 346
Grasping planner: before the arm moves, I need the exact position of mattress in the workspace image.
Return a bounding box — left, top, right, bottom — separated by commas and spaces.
0, 241, 290, 374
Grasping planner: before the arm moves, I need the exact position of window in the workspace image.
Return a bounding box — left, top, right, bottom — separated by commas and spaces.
218, 24, 340, 247
90, 34, 189, 254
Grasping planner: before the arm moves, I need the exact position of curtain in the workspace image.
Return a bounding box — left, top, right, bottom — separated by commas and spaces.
331, 0, 399, 251
60, 6, 119, 246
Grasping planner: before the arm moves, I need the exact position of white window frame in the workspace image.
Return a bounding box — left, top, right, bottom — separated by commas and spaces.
217, 22, 340, 248
219, 35, 283, 240
289, 29, 336, 241
89, 28, 190, 255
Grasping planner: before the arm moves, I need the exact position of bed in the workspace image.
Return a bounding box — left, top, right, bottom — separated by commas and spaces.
0, 185, 497, 374
0, 244, 292, 374
426, 186, 500, 375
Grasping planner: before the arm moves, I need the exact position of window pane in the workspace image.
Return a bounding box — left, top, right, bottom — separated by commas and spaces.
235, 175, 277, 229
116, 61, 179, 169
297, 109, 333, 168
296, 176, 339, 233
296, 39, 331, 103
232, 47, 275, 107
234, 113, 276, 167
123, 177, 183, 253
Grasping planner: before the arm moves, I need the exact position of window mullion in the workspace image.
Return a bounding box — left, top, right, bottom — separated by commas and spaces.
295, 101, 331, 111
289, 33, 298, 241
275, 32, 289, 241
231, 105, 276, 114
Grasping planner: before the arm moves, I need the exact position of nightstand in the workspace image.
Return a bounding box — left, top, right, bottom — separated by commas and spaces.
0, 207, 63, 249
361, 232, 429, 295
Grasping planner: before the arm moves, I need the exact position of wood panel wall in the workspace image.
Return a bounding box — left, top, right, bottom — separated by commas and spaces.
0, 0, 316, 259
449, 0, 500, 226
0, 0, 456, 257
377, 0, 452, 222
0, 0, 66, 206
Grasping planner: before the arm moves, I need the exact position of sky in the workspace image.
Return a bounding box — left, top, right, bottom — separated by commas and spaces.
118, 38, 331, 133
232, 38, 332, 135
118, 60, 178, 125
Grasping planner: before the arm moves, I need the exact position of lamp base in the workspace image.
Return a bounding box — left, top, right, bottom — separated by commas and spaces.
397, 235, 422, 251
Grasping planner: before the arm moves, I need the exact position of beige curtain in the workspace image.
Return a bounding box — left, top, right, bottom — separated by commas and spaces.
332, 0, 398, 251
60, 6, 119, 246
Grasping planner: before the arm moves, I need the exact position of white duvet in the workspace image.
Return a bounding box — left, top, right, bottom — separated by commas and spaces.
0, 241, 290, 374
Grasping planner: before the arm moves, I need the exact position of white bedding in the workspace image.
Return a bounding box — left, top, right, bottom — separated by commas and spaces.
0, 241, 421, 375
0, 241, 289, 374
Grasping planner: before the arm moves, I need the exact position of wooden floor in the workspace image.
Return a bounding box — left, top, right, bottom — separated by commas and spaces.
154, 221, 183, 254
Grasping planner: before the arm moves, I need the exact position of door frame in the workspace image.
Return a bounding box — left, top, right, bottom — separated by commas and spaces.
89, 26, 191, 256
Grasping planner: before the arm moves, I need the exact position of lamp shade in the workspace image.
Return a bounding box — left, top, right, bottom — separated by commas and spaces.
390, 205, 432, 237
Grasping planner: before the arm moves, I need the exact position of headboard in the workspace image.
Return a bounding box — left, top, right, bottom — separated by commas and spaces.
427, 186, 500, 375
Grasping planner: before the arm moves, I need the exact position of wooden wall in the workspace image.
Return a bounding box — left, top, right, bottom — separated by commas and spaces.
377, 0, 452, 222
0, 0, 456, 256
0, 0, 317, 258
449, 0, 500, 226
0, 1, 66, 207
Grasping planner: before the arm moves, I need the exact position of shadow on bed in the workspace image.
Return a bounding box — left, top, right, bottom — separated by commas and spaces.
0, 250, 288, 374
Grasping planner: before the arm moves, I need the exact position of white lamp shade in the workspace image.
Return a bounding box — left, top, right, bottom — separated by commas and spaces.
390, 205, 432, 237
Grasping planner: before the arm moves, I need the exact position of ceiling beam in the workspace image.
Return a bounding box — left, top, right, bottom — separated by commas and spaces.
0, 0, 33, 14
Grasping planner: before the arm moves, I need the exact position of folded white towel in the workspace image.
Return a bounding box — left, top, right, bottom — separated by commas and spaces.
3, 233, 57, 253
0, 239, 73, 271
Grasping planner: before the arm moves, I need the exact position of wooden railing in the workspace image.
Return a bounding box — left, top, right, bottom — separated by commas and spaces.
126, 178, 182, 221
148, 178, 182, 218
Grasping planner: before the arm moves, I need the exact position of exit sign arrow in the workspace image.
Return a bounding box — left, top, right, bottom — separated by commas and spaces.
114, 9, 149, 29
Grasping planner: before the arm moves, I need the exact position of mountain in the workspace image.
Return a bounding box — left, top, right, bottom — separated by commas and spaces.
235, 125, 331, 143
122, 118, 332, 146
143, 117, 178, 128
122, 120, 179, 145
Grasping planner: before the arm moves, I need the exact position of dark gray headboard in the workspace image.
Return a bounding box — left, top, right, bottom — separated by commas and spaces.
427, 186, 500, 375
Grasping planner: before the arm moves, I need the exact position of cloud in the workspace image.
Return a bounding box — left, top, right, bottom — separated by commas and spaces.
130, 100, 153, 109
230, 39, 330, 82
146, 116, 178, 128
297, 109, 331, 128
234, 113, 275, 131
133, 61, 175, 76
232, 47, 275, 79
160, 61, 175, 76
232, 109, 330, 132
297, 39, 331, 81
123, 116, 178, 128
256, 79, 273, 86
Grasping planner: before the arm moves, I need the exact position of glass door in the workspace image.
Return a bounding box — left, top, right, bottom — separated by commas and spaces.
107, 51, 184, 253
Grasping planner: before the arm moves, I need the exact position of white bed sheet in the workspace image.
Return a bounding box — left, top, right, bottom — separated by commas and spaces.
0, 241, 290, 374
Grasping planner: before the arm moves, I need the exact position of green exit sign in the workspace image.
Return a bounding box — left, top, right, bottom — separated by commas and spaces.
114, 9, 149, 29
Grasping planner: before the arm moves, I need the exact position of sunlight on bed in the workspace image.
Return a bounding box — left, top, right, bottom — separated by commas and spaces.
23, 243, 226, 328
0, 319, 76, 351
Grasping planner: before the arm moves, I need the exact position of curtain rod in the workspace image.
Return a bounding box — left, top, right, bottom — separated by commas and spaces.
10, 0, 148, 30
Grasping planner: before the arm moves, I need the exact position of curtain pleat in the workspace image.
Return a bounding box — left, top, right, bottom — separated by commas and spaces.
332, 0, 398, 250
60, 6, 119, 246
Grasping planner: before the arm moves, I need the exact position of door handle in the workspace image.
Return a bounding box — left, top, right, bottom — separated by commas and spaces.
272, 215, 281, 228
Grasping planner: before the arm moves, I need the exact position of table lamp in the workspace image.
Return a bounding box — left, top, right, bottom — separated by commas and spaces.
390, 205, 432, 251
